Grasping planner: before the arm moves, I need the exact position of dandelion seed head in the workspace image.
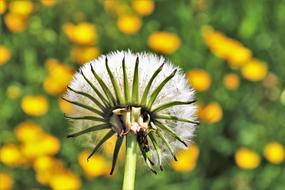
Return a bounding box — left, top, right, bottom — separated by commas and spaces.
64, 50, 198, 170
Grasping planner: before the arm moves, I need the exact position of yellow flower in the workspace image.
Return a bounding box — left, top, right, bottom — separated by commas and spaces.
15, 121, 44, 143
148, 31, 181, 54
6, 84, 21, 99
171, 144, 199, 172
0, 144, 28, 166
0, 0, 7, 14
58, 98, 74, 114
117, 14, 142, 34
33, 156, 65, 185
78, 151, 110, 178
63, 22, 97, 45
21, 134, 60, 159
0, 45, 11, 65
49, 170, 81, 190
41, 0, 57, 7
199, 102, 223, 123
9, 0, 34, 17
43, 59, 74, 95
241, 59, 268, 81
132, 0, 155, 16
21, 95, 49, 116
0, 172, 14, 190
202, 26, 252, 67
223, 73, 240, 90
186, 69, 211, 92
263, 142, 285, 164
235, 148, 260, 169
4, 13, 27, 33
71, 47, 100, 64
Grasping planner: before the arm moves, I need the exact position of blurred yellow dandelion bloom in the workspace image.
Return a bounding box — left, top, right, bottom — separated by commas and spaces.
241, 59, 268, 81
9, 0, 34, 17
49, 170, 81, 190
148, 31, 181, 54
15, 121, 44, 143
0, 172, 14, 190
171, 144, 199, 172
0, 144, 28, 166
41, 0, 57, 7
33, 156, 65, 185
0, 45, 11, 65
186, 69, 211, 92
79, 151, 110, 178
0, 0, 7, 14
4, 13, 27, 33
21, 134, 60, 159
6, 84, 21, 99
58, 98, 74, 114
235, 147, 260, 169
202, 26, 252, 67
21, 95, 49, 116
63, 22, 97, 45
263, 142, 285, 164
199, 102, 223, 123
43, 59, 74, 95
117, 14, 142, 34
223, 73, 240, 90
71, 46, 100, 64
132, 0, 155, 16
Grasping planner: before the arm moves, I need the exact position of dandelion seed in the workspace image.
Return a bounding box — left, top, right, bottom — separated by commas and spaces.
63, 50, 198, 185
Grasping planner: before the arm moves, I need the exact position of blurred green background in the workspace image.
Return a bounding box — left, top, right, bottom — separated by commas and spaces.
1, 0, 285, 189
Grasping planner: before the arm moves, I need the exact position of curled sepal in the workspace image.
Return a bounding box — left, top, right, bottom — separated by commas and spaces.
105, 57, 124, 104
80, 70, 109, 107
87, 130, 115, 161
148, 132, 163, 171
132, 57, 139, 104
153, 121, 188, 147
61, 97, 103, 116
90, 64, 116, 106
67, 86, 105, 110
67, 124, 110, 138
64, 114, 105, 122
152, 100, 196, 113
122, 57, 131, 104
146, 69, 177, 108
138, 144, 157, 174
110, 136, 124, 175
156, 129, 177, 161
155, 114, 200, 125
140, 63, 164, 105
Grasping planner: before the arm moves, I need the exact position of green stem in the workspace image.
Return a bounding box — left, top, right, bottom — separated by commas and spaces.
122, 134, 137, 190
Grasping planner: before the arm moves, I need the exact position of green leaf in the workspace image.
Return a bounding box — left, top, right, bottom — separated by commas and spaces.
154, 121, 188, 147
105, 57, 124, 104
90, 64, 116, 106
61, 97, 103, 116
149, 132, 163, 171
80, 70, 110, 107
132, 57, 139, 104
138, 142, 157, 174
155, 114, 200, 125
67, 123, 110, 138
152, 100, 196, 113
87, 130, 115, 161
140, 63, 164, 105
110, 136, 124, 175
146, 69, 177, 108
67, 86, 105, 110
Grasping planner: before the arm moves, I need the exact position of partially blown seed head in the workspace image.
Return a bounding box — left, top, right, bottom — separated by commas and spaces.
63, 50, 198, 174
